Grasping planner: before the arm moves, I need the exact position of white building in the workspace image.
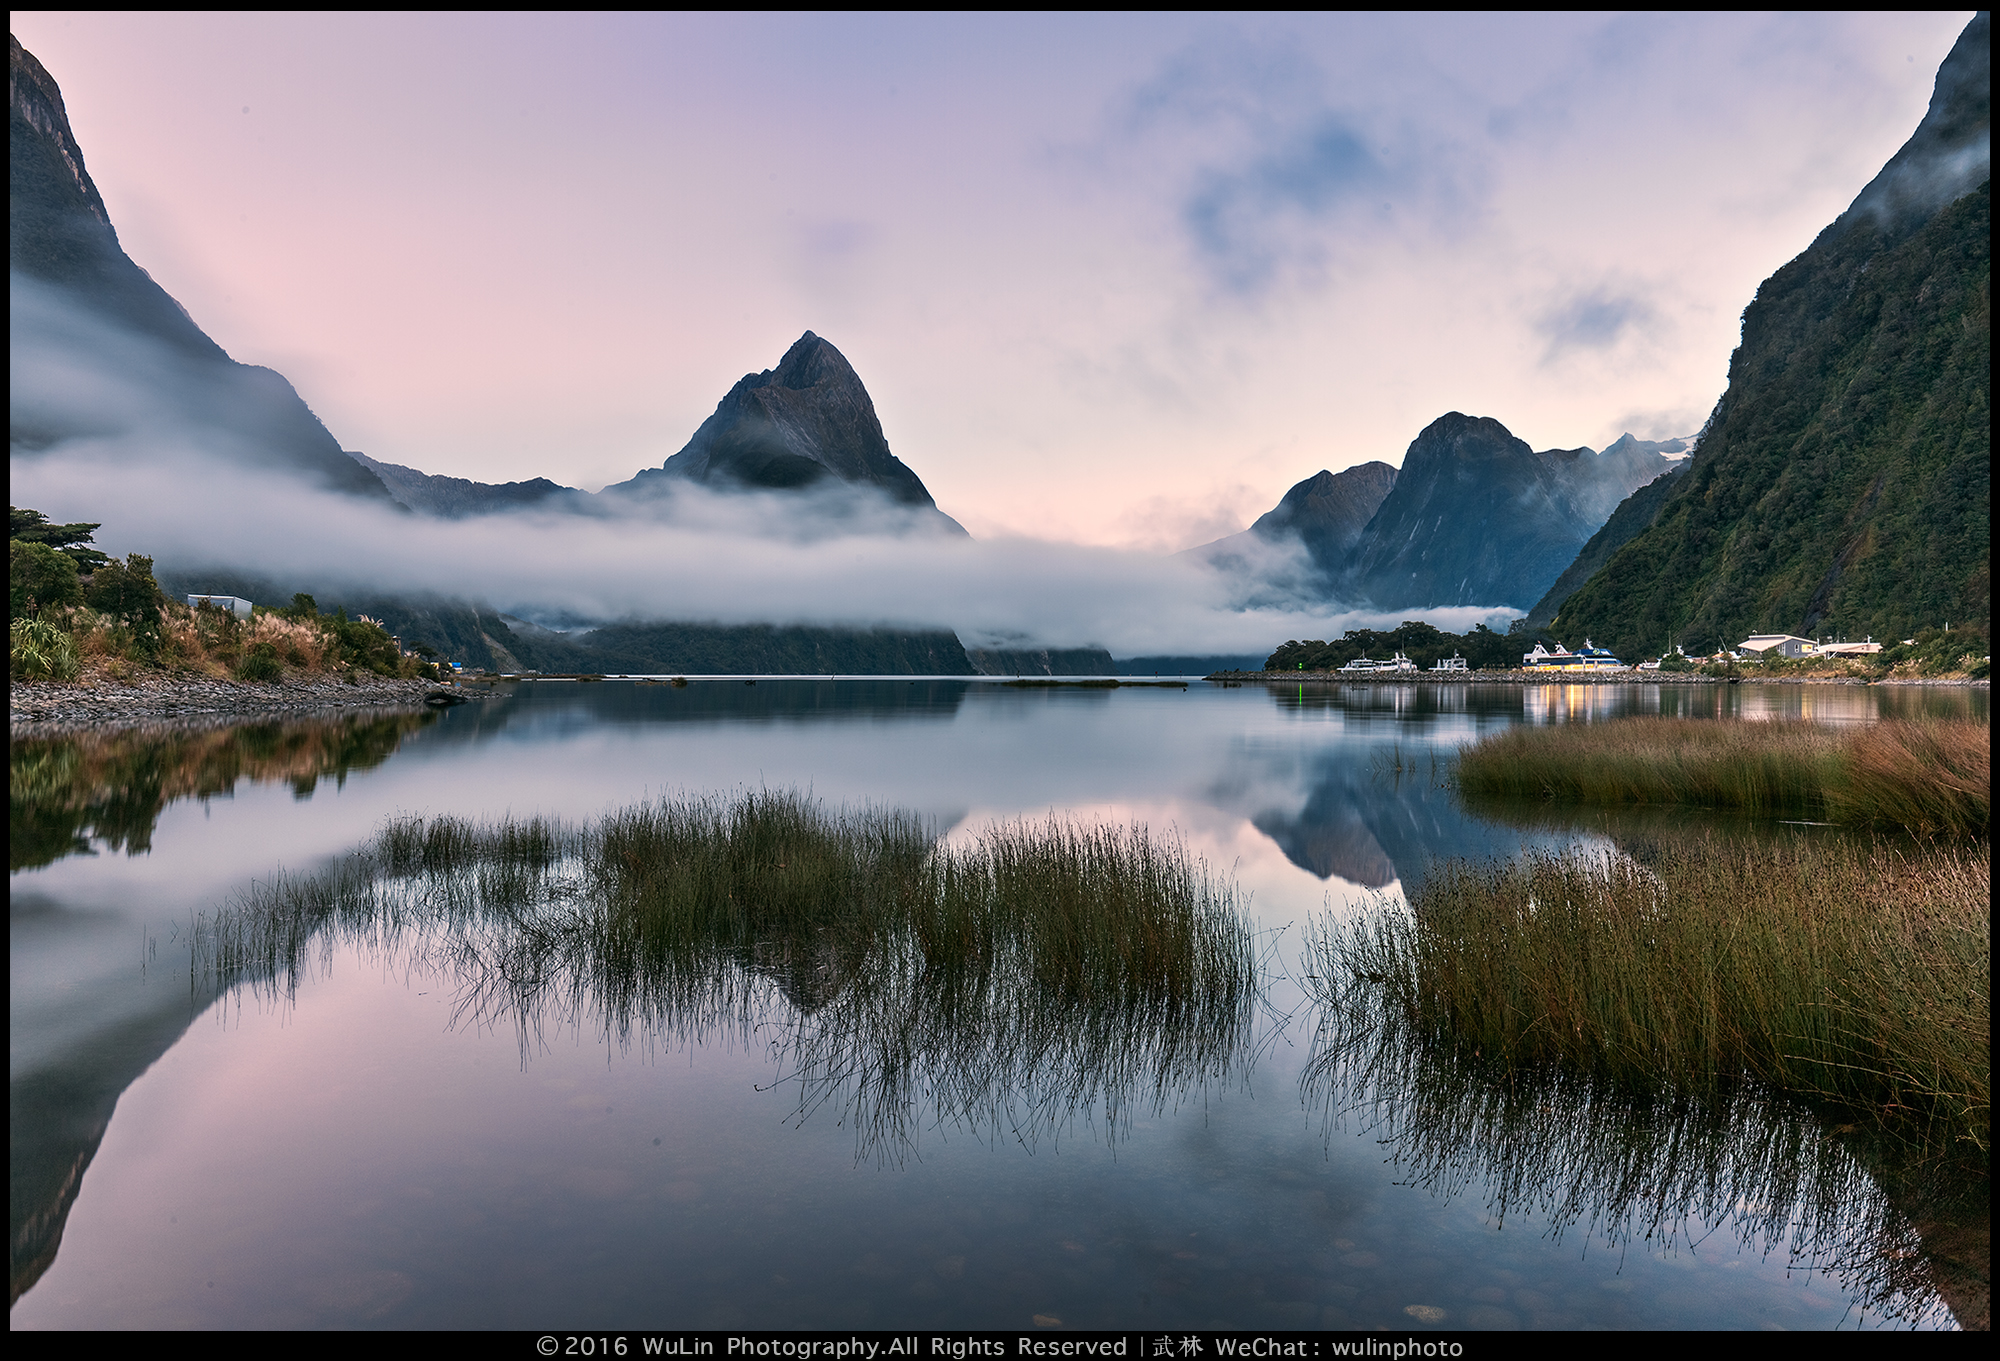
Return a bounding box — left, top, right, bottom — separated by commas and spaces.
187, 594, 253, 620
1739, 634, 1819, 659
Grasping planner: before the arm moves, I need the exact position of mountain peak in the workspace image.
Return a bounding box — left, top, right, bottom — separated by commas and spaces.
10, 32, 111, 232
618, 332, 962, 529
1836, 10, 1990, 239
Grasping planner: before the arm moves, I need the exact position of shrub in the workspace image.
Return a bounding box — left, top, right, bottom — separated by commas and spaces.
245, 612, 330, 671
82, 554, 166, 654
10, 539, 84, 619
235, 642, 283, 683
10, 616, 80, 680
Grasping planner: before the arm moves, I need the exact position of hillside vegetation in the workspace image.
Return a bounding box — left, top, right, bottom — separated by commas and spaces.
10, 507, 436, 685
1552, 183, 1988, 658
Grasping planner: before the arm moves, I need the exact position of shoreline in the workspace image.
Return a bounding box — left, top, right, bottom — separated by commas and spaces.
9, 673, 467, 734
10, 669, 1986, 734
1207, 669, 1989, 687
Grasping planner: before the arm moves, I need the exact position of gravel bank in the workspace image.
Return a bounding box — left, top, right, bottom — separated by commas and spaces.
10, 673, 470, 733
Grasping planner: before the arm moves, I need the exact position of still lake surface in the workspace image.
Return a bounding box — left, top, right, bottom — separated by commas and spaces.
10, 679, 1986, 1330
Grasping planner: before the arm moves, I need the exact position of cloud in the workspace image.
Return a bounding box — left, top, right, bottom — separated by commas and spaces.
1533, 286, 1659, 364
1114, 34, 1479, 298
12, 270, 1520, 658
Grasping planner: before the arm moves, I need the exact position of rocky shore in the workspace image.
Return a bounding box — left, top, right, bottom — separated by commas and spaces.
9, 673, 469, 732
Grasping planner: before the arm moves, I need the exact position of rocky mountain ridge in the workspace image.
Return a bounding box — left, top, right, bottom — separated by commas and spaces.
1204, 418, 1684, 615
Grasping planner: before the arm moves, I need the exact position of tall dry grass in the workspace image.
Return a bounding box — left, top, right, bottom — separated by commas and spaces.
1835, 720, 1991, 837
155, 603, 339, 678
1457, 718, 1989, 837
1316, 836, 1989, 1162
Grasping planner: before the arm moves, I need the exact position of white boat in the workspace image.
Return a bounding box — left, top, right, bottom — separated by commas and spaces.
1430, 653, 1468, 672
1340, 653, 1418, 675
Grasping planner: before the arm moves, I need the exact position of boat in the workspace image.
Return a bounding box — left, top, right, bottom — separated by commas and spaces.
1524, 638, 1626, 671
1339, 653, 1418, 675
1430, 653, 1468, 672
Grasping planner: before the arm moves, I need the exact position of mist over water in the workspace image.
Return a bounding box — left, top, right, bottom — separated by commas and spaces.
10, 271, 1515, 655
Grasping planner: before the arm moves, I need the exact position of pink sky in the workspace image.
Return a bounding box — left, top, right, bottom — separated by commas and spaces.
10, 12, 1974, 548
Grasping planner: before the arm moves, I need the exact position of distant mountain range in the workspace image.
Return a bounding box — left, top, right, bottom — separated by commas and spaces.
15, 15, 1985, 674
1197, 422, 1685, 615
603, 331, 966, 535
345, 331, 967, 538
12, 33, 990, 674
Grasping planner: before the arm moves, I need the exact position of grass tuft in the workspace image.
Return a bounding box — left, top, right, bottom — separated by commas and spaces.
1457, 717, 1988, 837
193, 790, 1258, 1158
1312, 835, 1989, 1163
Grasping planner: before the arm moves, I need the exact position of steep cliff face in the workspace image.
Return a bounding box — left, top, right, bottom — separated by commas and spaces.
1519, 459, 1687, 634
605, 331, 965, 532
1342, 414, 1678, 611
9, 35, 395, 502
1551, 12, 1989, 656
1188, 461, 1396, 587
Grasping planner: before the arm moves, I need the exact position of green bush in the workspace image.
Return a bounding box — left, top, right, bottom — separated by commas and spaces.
83, 553, 167, 654
10, 539, 83, 619
10, 615, 80, 680
235, 641, 283, 683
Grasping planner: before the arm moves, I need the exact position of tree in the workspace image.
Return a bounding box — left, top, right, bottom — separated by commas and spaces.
84, 553, 167, 652
10, 539, 83, 619
10, 506, 112, 573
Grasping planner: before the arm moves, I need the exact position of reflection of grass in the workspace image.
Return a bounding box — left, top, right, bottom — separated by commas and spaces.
1301, 983, 1973, 1328
196, 791, 1257, 1158
1457, 718, 1988, 837
1313, 837, 1989, 1164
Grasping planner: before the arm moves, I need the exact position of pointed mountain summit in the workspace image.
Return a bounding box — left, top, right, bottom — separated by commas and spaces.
1551, 11, 1989, 656
9, 35, 394, 501
1248, 462, 1399, 569
608, 332, 965, 531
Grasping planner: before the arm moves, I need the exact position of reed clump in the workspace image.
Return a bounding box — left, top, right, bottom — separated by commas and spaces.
1318, 836, 1989, 1163
195, 791, 1257, 1157
1457, 717, 1988, 837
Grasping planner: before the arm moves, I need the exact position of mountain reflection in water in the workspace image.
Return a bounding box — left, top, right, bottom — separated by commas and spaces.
11, 680, 1985, 1327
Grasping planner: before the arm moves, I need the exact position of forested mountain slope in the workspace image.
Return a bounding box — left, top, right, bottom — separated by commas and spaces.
1551, 14, 1989, 655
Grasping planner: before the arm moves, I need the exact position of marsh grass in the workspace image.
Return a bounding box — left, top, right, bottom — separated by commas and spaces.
1312, 836, 1989, 1164
1301, 989, 1967, 1327
1457, 717, 1989, 837
193, 790, 1257, 1158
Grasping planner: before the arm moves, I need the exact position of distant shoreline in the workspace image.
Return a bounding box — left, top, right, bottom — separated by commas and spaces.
1205, 670, 1990, 687
12, 669, 1985, 734
9, 674, 464, 733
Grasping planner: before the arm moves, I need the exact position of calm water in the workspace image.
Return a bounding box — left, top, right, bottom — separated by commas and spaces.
10, 680, 1985, 1330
